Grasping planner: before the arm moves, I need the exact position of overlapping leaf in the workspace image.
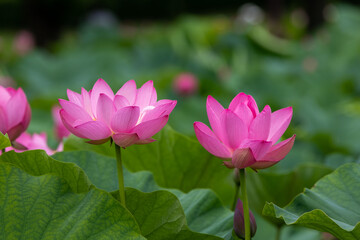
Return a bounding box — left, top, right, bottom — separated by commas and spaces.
0, 162, 145, 240
0, 150, 92, 193
123, 126, 233, 200
0, 148, 232, 239
61, 127, 331, 236
53, 150, 234, 239
247, 163, 333, 226
263, 163, 360, 240
0, 132, 11, 150
114, 188, 222, 240
62, 127, 333, 232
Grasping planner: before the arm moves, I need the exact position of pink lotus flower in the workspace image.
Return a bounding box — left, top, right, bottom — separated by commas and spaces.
173, 73, 198, 96
52, 105, 70, 141
13, 30, 35, 56
4, 132, 62, 156
194, 93, 295, 170
0, 86, 31, 141
59, 79, 177, 147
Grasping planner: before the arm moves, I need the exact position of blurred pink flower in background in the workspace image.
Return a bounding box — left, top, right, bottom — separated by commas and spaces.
59, 79, 176, 147
0, 76, 15, 88
4, 132, 61, 155
52, 105, 70, 141
303, 56, 318, 73
0, 86, 31, 141
173, 73, 198, 96
13, 30, 35, 56
194, 93, 295, 170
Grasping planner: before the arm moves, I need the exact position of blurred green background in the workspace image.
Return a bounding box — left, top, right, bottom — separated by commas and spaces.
2, 1, 360, 239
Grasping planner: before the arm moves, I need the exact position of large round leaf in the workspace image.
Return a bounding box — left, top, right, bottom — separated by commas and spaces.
123, 126, 233, 200
124, 188, 187, 239
53, 150, 234, 239
121, 188, 222, 240
0, 162, 145, 240
263, 163, 360, 240
54, 150, 159, 192
64, 135, 115, 158
173, 189, 233, 237
1, 149, 233, 239
0, 150, 92, 193
247, 163, 333, 226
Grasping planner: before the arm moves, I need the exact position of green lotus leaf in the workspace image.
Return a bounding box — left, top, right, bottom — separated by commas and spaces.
0, 162, 145, 240
0, 148, 233, 239
123, 126, 233, 201
116, 188, 222, 240
263, 163, 360, 240
247, 163, 333, 226
170, 229, 224, 240
0, 132, 11, 150
53, 150, 234, 239
63, 126, 234, 204
0, 150, 92, 193
172, 189, 233, 237
63, 135, 114, 158
123, 188, 187, 239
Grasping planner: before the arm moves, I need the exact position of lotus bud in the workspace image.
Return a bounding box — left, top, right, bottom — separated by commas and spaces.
173, 73, 198, 96
234, 199, 257, 239
233, 169, 240, 186
0, 86, 31, 141
13, 30, 35, 56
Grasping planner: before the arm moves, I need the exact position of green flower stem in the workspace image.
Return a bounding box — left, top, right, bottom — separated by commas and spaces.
115, 144, 126, 206
275, 226, 282, 240
231, 179, 240, 211
240, 168, 250, 240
